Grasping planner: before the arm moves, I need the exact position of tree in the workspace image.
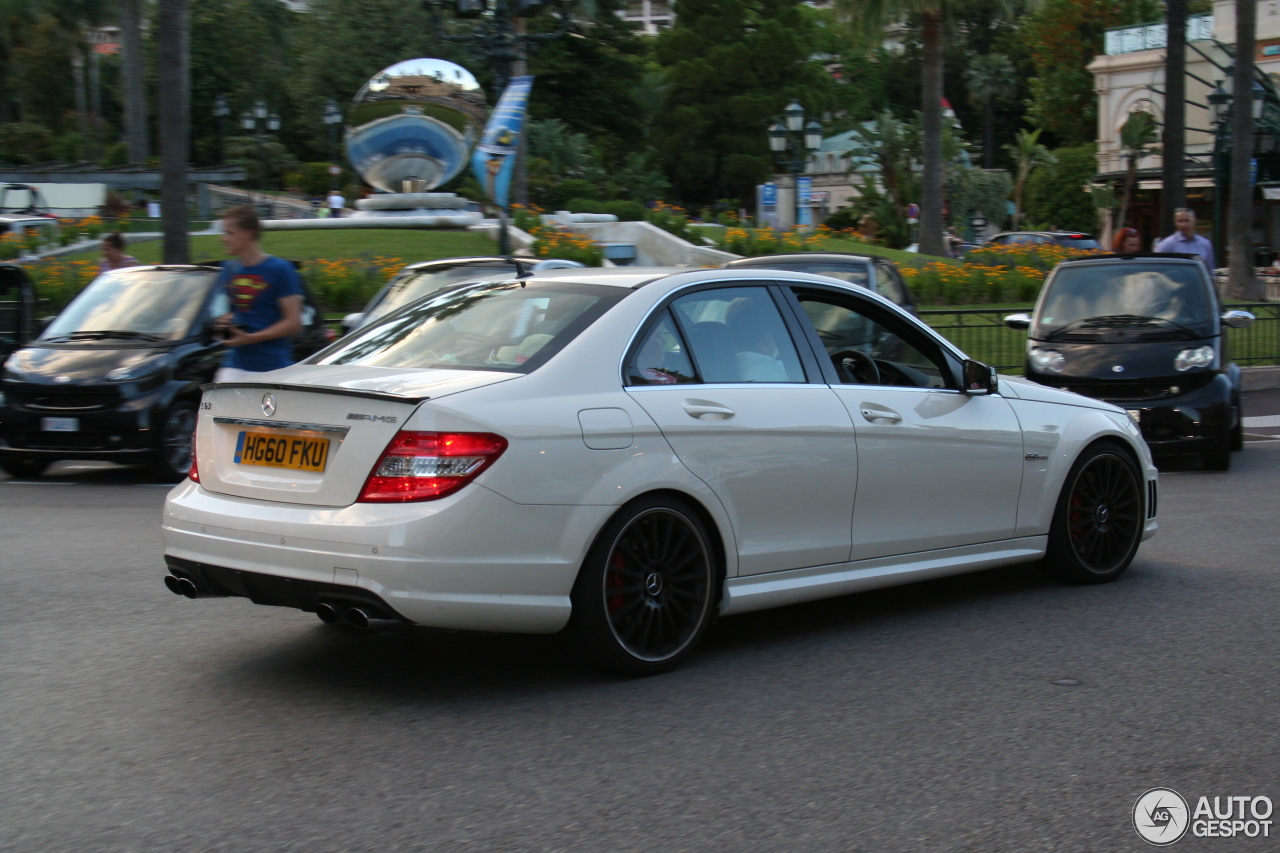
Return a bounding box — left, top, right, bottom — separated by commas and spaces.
653, 0, 830, 206
1161, 0, 1187, 233
157, 0, 190, 263
1022, 0, 1160, 146
1005, 127, 1054, 228
964, 53, 1015, 168
1115, 109, 1158, 231
120, 0, 147, 162
1230, 0, 1263, 299
1025, 144, 1098, 233
0, 0, 43, 123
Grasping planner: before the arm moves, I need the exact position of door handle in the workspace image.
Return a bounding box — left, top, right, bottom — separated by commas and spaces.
860, 406, 902, 424
683, 402, 735, 420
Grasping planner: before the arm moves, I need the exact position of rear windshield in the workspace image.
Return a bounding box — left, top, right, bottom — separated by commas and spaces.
41, 268, 214, 342
1036, 263, 1214, 340
1055, 234, 1100, 250
363, 262, 519, 327
311, 280, 626, 373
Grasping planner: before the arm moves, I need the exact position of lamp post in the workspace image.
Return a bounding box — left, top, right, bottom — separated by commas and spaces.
241, 100, 281, 213
213, 94, 229, 164
767, 101, 822, 228
324, 98, 343, 191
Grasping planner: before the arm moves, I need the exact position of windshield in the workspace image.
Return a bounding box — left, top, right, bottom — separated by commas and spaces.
1036, 263, 1214, 339
364, 262, 519, 326
312, 280, 626, 373
41, 268, 214, 342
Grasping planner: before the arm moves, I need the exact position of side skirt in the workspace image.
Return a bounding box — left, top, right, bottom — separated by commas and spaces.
719, 537, 1048, 617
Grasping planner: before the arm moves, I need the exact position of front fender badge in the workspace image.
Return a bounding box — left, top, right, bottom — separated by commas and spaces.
1112, 365, 1125, 373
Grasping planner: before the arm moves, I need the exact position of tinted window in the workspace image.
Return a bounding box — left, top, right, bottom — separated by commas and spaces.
873, 263, 909, 306
41, 269, 214, 342
743, 260, 873, 289
1037, 263, 1214, 339
1055, 234, 1100, 250
627, 311, 696, 385
793, 291, 948, 389
671, 287, 806, 383
312, 280, 623, 373
365, 262, 518, 326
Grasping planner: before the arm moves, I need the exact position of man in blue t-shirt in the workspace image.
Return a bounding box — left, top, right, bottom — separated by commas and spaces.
212, 205, 303, 382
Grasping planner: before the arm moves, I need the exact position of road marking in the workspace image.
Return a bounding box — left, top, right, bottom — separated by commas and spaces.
1243, 415, 1280, 427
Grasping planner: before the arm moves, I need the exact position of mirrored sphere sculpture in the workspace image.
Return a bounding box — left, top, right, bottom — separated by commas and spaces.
346, 58, 487, 194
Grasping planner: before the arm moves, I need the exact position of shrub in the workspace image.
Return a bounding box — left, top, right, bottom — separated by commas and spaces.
544, 179, 600, 210
716, 226, 824, 256
647, 202, 699, 243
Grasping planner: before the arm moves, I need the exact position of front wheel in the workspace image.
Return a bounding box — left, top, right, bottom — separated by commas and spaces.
1231, 399, 1244, 452
567, 496, 717, 676
1203, 432, 1232, 471
1041, 443, 1144, 584
150, 400, 196, 482
0, 457, 51, 479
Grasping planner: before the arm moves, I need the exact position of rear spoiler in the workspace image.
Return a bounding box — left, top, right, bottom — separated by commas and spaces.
199, 381, 429, 405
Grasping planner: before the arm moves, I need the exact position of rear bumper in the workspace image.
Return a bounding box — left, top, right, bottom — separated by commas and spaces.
161, 479, 614, 633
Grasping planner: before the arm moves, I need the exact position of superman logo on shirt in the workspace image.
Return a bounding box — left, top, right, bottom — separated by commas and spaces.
229, 275, 269, 313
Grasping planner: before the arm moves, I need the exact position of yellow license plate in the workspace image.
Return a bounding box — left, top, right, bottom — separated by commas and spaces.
233, 431, 331, 472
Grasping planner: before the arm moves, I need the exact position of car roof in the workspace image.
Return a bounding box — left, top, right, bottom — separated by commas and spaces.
724, 252, 880, 266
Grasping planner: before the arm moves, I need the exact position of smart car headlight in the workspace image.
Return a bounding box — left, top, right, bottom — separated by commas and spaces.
1174, 345, 1214, 372
105, 353, 170, 382
2, 352, 30, 381
1030, 347, 1065, 373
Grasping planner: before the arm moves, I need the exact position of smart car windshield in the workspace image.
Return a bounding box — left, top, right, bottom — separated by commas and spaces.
363, 262, 519, 327
1036, 263, 1214, 339
312, 279, 625, 373
41, 268, 214, 343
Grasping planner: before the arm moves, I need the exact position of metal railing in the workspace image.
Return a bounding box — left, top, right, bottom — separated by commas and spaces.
1104, 14, 1213, 56
920, 303, 1280, 371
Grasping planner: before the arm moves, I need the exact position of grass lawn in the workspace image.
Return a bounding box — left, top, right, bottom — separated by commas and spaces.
818, 237, 957, 268
65, 229, 500, 265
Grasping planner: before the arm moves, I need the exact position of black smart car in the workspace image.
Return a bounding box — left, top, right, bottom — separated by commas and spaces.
720, 252, 917, 314
0, 264, 230, 480
1005, 253, 1255, 470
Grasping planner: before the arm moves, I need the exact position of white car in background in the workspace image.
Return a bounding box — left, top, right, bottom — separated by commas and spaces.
162, 267, 1158, 674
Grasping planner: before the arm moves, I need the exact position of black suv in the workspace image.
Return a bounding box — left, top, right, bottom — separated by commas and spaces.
1005, 253, 1255, 469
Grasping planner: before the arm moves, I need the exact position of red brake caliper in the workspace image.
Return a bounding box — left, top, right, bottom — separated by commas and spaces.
607, 551, 626, 613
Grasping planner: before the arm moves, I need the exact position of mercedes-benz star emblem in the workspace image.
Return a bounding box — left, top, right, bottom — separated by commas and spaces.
261, 393, 277, 417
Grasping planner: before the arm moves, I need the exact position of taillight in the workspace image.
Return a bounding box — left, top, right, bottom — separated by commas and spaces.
188, 421, 200, 482
357, 431, 507, 503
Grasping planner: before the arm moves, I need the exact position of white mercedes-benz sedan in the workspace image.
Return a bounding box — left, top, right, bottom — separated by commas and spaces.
162, 267, 1158, 674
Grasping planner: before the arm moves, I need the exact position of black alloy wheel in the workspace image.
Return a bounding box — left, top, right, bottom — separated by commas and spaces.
0, 457, 51, 479
150, 400, 197, 482
1231, 399, 1244, 452
1042, 443, 1144, 584
569, 496, 716, 675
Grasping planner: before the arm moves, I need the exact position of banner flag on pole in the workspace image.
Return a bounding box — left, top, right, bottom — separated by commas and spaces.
472, 76, 534, 210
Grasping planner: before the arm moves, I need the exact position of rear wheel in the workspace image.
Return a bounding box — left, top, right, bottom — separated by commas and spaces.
1041, 443, 1144, 584
150, 400, 196, 482
0, 457, 50, 479
567, 496, 716, 676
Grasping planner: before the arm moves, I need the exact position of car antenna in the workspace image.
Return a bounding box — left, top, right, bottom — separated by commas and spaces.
514, 259, 533, 286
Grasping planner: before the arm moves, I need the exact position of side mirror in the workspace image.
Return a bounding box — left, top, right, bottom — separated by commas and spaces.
962, 359, 999, 395
1003, 312, 1031, 331
1221, 310, 1255, 329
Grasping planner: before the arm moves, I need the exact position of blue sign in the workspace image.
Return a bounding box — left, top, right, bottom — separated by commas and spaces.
471, 76, 534, 209
761, 182, 777, 207
797, 176, 812, 228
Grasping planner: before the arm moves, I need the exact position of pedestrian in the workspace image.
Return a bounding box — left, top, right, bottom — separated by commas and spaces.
98, 232, 139, 273
212, 204, 303, 383
1111, 227, 1143, 254
1154, 207, 1215, 270
326, 190, 345, 219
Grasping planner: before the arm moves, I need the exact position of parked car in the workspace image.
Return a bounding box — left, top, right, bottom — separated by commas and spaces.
1005, 252, 1254, 470
161, 266, 1157, 674
341, 256, 585, 334
986, 231, 1101, 251
720, 252, 917, 314
0, 263, 36, 359
0, 260, 337, 481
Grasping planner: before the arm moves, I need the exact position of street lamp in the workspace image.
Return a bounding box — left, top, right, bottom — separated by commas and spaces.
767, 102, 822, 228
324, 98, 343, 190
240, 104, 280, 206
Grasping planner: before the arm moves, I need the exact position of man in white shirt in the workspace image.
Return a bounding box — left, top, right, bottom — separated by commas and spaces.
1154, 208, 1215, 271
326, 191, 346, 219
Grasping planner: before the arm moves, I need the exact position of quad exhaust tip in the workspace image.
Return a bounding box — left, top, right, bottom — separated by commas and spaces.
315, 602, 341, 625
163, 575, 200, 599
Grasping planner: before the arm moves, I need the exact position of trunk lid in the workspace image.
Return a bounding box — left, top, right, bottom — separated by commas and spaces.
195, 366, 516, 506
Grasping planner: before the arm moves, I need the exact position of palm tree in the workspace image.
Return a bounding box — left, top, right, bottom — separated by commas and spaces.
965, 53, 1015, 169
157, 0, 189, 263
1004, 127, 1054, 229
1115, 110, 1159, 232
119, 0, 146, 163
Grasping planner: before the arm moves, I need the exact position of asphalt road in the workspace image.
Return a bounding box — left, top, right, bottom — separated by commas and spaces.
2, 441, 1278, 852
